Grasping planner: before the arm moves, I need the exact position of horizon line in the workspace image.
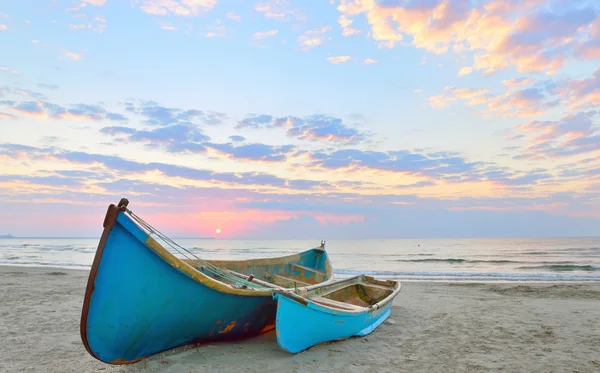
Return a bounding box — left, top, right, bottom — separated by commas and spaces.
1, 236, 599, 240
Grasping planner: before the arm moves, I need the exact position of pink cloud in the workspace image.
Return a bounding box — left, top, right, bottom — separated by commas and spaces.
139, 0, 217, 16
63, 51, 83, 61
337, 0, 599, 75
338, 15, 360, 36
575, 40, 600, 60
428, 84, 550, 118
502, 78, 535, 88
327, 55, 351, 64
555, 67, 600, 109
515, 111, 600, 159
254, 0, 304, 22
297, 26, 331, 51
82, 0, 106, 6
253, 29, 279, 40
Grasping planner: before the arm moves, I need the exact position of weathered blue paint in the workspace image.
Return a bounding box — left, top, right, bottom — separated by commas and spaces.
81, 205, 332, 364
273, 277, 400, 353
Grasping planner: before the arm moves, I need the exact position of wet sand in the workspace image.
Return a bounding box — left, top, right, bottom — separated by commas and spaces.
1, 265, 599, 373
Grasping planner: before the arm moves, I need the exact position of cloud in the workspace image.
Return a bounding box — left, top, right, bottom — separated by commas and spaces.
514, 111, 600, 159
254, 0, 303, 22
337, 0, 600, 75
101, 121, 296, 162
236, 114, 275, 128
0, 67, 20, 77
502, 78, 534, 88
457, 67, 472, 76
287, 115, 367, 143
308, 148, 488, 180
36, 83, 59, 90
204, 142, 296, 162
203, 20, 227, 38
253, 29, 279, 39
1, 86, 47, 100
327, 56, 351, 64
0, 25, 7, 31
139, 0, 217, 16
363, 58, 377, 64
1, 98, 127, 122
63, 51, 83, 61
101, 123, 210, 153
229, 135, 245, 142
82, 0, 106, 6
127, 100, 225, 126
226, 12, 241, 21
338, 15, 360, 36
428, 84, 554, 118
0, 143, 331, 192
235, 113, 368, 143
105, 113, 128, 121
160, 24, 177, 31
575, 40, 600, 60
0, 112, 16, 120
297, 26, 331, 51
554, 67, 600, 109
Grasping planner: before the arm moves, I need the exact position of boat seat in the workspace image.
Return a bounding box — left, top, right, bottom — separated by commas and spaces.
265, 272, 311, 287
225, 270, 283, 289
311, 297, 364, 311
362, 284, 394, 291
289, 263, 326, 277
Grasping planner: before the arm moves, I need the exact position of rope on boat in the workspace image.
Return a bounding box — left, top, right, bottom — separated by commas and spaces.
124, 208, 270, 290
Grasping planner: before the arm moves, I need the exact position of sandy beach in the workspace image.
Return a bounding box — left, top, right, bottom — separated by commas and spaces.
1, 266, 599, 373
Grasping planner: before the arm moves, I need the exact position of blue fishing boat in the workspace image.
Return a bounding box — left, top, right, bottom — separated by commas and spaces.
273, 275, 401, 353
80, 198, 334, 364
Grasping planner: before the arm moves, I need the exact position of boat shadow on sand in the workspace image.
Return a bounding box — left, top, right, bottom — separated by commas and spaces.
121, 328, 377, 372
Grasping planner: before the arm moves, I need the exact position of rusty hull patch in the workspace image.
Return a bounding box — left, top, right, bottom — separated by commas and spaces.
109, 357, 143, 365
258, 322, 276, 334
218, 321, 237, 334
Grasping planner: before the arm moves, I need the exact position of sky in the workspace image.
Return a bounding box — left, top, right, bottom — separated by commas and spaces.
0, 0, 599, 239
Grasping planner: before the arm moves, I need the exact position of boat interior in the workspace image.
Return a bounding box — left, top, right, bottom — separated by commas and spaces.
181, 248, 331, 290
302, 276, 398, 311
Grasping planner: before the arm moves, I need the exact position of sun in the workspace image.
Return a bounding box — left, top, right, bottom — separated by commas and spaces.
215, 228, 221, 234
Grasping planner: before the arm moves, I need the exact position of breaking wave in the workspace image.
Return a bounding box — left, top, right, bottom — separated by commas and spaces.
518, 265, 600, 272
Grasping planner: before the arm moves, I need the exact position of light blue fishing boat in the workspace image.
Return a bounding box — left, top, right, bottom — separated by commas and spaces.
273, 275, 401, 353
80, 198, 334, 364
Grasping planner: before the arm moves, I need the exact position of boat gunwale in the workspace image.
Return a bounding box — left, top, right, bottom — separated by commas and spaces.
118, 209, 333, 297
275, 275, 402, 315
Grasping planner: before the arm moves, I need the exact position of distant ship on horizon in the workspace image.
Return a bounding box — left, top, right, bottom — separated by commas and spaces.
0, 234, 13, 238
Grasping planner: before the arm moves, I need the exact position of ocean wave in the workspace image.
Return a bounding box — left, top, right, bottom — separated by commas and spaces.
524, 247, 600, 256
396, 258, 518, 264
0, 260, 90, 269
518, 265, 600, 272
2, 244, 92, 252
333, 269, 600, 281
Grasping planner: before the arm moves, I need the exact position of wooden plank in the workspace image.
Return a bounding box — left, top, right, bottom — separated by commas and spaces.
311, 297, 364, 311
362, 283, 394, 291
265, 272, 311, 287
289, 263, 326, 277
225, 270, 283, 289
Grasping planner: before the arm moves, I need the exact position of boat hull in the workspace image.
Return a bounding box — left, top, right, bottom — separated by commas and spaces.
81, 202, 332, 364
274, 292, 392, 353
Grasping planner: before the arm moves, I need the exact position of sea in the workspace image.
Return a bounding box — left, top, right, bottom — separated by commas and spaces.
1, 237, 599, 283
